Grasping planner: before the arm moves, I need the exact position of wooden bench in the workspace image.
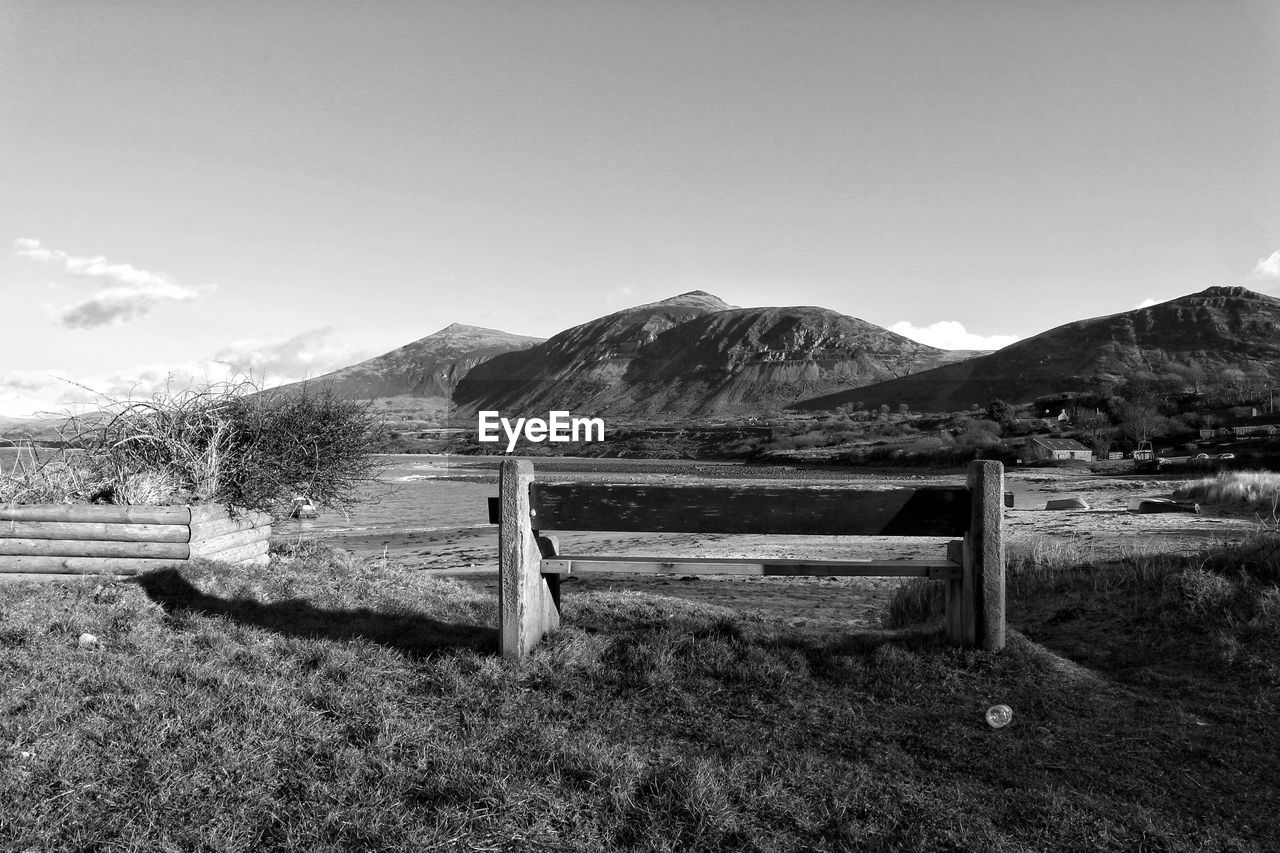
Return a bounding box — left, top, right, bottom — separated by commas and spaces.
488, 459, 1004, 659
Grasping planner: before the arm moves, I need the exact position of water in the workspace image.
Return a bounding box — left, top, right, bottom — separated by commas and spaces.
273, 454, 750, 538
274, 455, 498, 538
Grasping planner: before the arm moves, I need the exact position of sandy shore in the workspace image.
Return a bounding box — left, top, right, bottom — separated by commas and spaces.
306, 467, 1268, 630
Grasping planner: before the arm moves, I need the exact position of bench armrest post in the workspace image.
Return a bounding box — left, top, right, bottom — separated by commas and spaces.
964, 460, 1006, 651
499, 460, 560, 659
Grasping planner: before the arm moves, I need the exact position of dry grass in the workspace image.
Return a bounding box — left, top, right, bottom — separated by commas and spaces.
1174, 470, 1280, 514
1, 449, 184, 507
884, 534, 1159, 629
2, 543, 1277, 850
0, 446, 95, 505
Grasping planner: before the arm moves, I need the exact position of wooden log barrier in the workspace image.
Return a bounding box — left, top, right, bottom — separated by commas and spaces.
0, 505, 192, 524
189, 527, 272, 558
491, 459, 1006, 659
0, 503, 273, 574
0, 520, 190, 543
189, 511, 273, 541
0, 538, 190, 559
197, 538, 270, 565
0, 555, 188, 575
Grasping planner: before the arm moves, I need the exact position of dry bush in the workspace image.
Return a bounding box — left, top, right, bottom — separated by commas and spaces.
2, 380, 383, 516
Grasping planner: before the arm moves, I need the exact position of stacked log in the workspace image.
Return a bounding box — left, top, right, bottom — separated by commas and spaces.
0, 504, 272, 574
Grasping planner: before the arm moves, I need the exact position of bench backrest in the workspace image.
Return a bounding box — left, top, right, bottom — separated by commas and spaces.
489, 483, 970, 536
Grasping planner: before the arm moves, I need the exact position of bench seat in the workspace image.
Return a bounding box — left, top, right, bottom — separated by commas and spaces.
541, 555, 962, 580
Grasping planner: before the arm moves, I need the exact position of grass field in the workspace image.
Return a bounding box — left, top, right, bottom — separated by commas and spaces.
2, 539, 1277, 851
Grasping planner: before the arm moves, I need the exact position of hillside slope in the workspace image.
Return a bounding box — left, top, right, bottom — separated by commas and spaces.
795, 286, 1280, 411
267, 323, 544, 402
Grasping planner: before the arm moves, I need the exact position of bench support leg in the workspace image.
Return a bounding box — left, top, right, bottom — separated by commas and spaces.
945, 539, 964, 644
499, 459, 561, 659
964, 460, 1006, 651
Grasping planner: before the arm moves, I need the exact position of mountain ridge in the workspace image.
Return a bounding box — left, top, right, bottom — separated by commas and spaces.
795, 285, 1280, 411
452, 296, 960, 417
266, 322, 544, 403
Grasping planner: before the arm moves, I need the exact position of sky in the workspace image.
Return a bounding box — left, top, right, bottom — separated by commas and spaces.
2, 1, 1279, 418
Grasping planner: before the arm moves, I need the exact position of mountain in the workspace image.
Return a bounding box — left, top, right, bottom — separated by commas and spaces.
452, 292, 957, 418
266, 323, 543, 415
0, 415, 65, 444
794, 286, 1280, 412
451, 291, 734, 417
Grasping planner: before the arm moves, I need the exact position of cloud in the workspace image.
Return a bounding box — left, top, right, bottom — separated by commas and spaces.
0, 366, 230, 419
889, 320, 1019, 351
1135, 297, 1160, 309
12, 237, 214, 328
0, 328, 372, 418
0, 370, 100, 419
213, 327, 374, 385
1249, 249, 1280, 280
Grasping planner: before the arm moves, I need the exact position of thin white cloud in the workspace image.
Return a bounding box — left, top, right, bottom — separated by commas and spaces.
1135, 298, 1159, 309
213, 327, 374, 386
1249, 249, 1280, 280
889, 320, 1019, 351
12, 237, 214, 328
0, 329, 371, 418
0, 366, 236, 419
0, 370, 103, 419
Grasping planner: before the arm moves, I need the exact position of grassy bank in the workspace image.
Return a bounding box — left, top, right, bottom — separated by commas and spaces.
1174, 470, 1280, 514
2, 542, 1277, 851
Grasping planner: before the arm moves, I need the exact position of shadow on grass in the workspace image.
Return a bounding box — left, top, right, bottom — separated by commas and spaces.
135, 568, 497, 658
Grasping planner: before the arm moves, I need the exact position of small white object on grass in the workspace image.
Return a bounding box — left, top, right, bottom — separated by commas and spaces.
986, 704, 1013, 728
78, 633, 98, 648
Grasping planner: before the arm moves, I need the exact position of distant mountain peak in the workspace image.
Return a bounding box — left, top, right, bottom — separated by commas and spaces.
1190, 285, 1272, 300
431, 322, 518, 337
263, 322, 543, 403
629, 290, 737, 313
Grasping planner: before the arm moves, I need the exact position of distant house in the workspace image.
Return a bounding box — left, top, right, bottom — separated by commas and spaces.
1226, 415, 1280, 438
1027, 437, 1094, 462
1008, 417, 1056, 431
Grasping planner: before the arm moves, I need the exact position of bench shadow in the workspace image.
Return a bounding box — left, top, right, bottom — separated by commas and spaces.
135, 568, 497, 658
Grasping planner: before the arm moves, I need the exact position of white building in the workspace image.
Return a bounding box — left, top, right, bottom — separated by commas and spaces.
1027, 437, 1094, 462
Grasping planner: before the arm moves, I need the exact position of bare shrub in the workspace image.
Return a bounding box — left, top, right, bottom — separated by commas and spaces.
3, 381, 383, 516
